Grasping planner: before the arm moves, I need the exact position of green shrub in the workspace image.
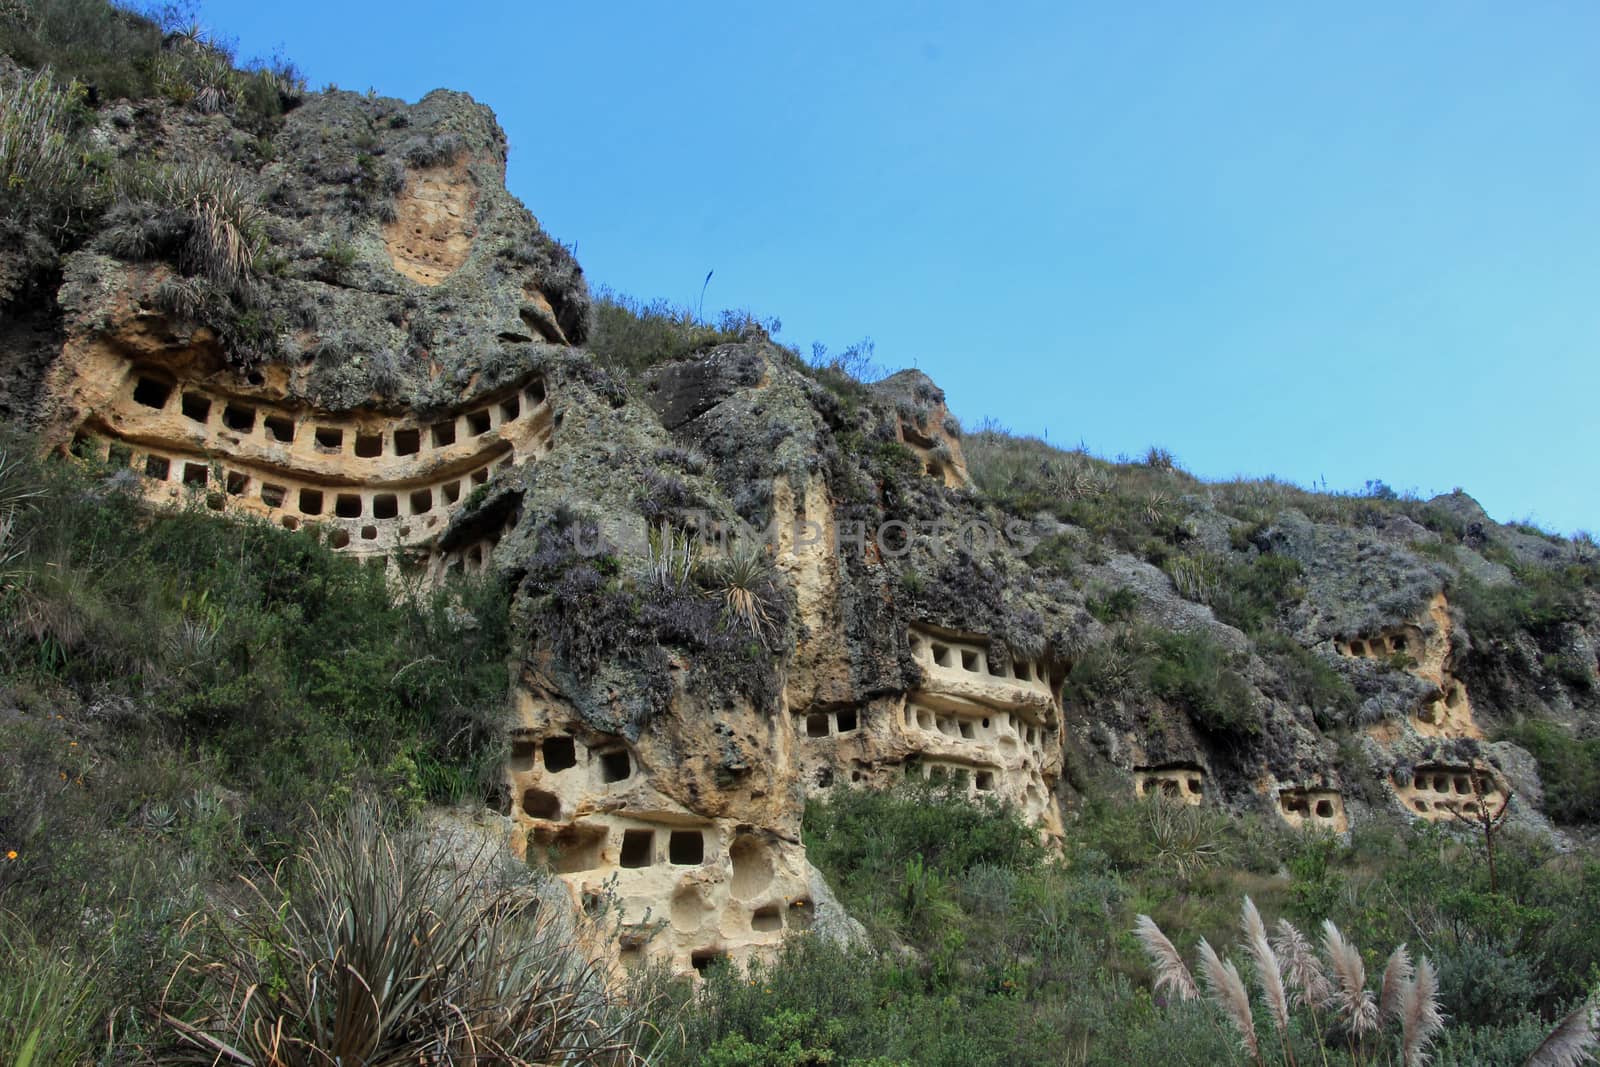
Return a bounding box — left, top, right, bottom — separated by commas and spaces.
0, 63, 96, 223
1499, 719, 1600, 824
588, 288, 749, 379
0, 912, 101, 1067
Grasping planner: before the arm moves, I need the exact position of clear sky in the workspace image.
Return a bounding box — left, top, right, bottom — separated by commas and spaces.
203, 0, 1600, 534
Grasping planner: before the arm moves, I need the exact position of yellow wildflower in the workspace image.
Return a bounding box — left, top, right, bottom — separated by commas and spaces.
5, 851, 16, 861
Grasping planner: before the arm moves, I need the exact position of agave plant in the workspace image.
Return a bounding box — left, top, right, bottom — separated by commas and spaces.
164, 803, 650, 1065
713, 537, 778, 647
642, 521, 698, 595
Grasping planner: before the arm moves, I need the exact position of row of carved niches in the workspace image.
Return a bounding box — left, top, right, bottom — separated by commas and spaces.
1335, 628, 1422, 662
104, 366, 548, 475
527, 814, 816, 977
1134, 764, 1205, 805
1278, 788, 1348, 832
903, 757, 1055, 826
1393, 763, 1508, 822
907, 627, 1059, 711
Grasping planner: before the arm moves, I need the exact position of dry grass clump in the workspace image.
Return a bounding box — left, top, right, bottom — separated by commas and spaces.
163, 803, 651, 1065
104, 159, 266, 292
0, 64, 94, 222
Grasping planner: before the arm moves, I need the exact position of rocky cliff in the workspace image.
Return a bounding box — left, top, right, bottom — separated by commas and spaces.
5, 62, 1598, 980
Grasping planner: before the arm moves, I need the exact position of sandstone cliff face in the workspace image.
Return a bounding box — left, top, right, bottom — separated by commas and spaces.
6, 83, 1600, 978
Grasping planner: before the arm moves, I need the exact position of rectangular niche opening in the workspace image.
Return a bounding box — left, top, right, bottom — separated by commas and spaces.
182, 463, 209, 487
222, 404, 256, 433
500, 396, 521, 423
836, 709, 858, 734
372, 494, 398, 519
466, 410, 492, 436
509, 738, 537, 772
668, 830, 704, 866
599, 750, 632, 783
690, 949, 726, 975
960, 649, 979, 672
805, 713, 830, 738
442, 480, 462, 504
409, 488, 433, 515
260, 483, 287, 508
521, 788, 560, 820
619, 829, 653, 868
354, 432, 383, 458
361, 525, 377, 541
975, 770, 995, 792
930, 642, 952, 667
335, 493, 363, 518
431, 420, 457, 448
470, 467, 489, 486
959, 721, 975, 740
132, 376, 172, 409
548, 825, 607, 874
224, 471, 249, 496
526, 379, 547, 405
144, 455, 171, 480
264, 415, 295, 443
751, 905, 782, 933
1314, 799, 1334, 818
314, 426, 343, 452
107, 443, 133, 468
542, 736, 577, 772
181, 393, 212, 422
393, 428, 421, 456
298, 488, 324, 515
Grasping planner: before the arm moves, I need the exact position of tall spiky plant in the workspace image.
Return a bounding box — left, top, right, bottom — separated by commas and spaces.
1133, 914, 1199, 1003
713, 537, 777, 647
1522, 994, 1598, 1067
642, 521, 698, 594
163, 803, 651, 1066
1241, 897, 1294, 1066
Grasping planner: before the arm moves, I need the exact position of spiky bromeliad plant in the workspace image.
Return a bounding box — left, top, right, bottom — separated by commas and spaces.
162, 803, 652, 1066
1135, 897, 1598, 1067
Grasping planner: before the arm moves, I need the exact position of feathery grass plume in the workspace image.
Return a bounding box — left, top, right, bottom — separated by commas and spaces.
1134, 914, 1199, 1003
1273, 917, 1333, 1010
1379, 943, 1414, 1026
1322, 919, 1378, 1038
1198, 937, 1261, 1062
1522, 993, 1598, 1067
1399, 956, 1444, 1067
1241, 897, 1291, 1038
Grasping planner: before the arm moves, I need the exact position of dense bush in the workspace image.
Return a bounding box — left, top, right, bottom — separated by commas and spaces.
1068, 625, 1261, 738
1499, 718, 1600, 824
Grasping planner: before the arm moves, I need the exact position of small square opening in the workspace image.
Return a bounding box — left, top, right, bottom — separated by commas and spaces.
393, 428, 420, 455
260, 483, 287, 508
299, 488, 324, 515
960, 649, 979, 671
959, 721, 975, 740
181, 393, 212, 422
668, 830, 704, 866
132, 377, 172, 409
805, 713, 830, 738
314, 427, 343, 451
975, 771, 995, 792
471, 467, 489, 485
361, 525, 378, 540
335, 493, 363, 518
409, 489, 433, 515
442, 481, 462, 504
521, 788, 560, 820
509, 738, 537, 771
466, 410, 492, 436
329, 530, 350, 549
182, 462, 209, 487
143, 455, 171, 480
599, 750, 632, 783
280, 516, 299, 530
619, 829, 653, 868
752, 905, 782, 932
543, 736, 577, 772
222, 404, 255, 433
265, 415, 295, 443
224, 471, 249, 496
526, 379, 547, 405
500, 396, 521, 423
1314, 799, 1334, 818
372, 494, 399, 520
355, 432, 383, 458
690, 949, 725, 975
431, 420, 457, 448
107, 443, 133, 468
836, 708, 858, 734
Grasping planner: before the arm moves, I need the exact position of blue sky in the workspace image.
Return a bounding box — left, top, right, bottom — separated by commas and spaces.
205, 1, 1600, 534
